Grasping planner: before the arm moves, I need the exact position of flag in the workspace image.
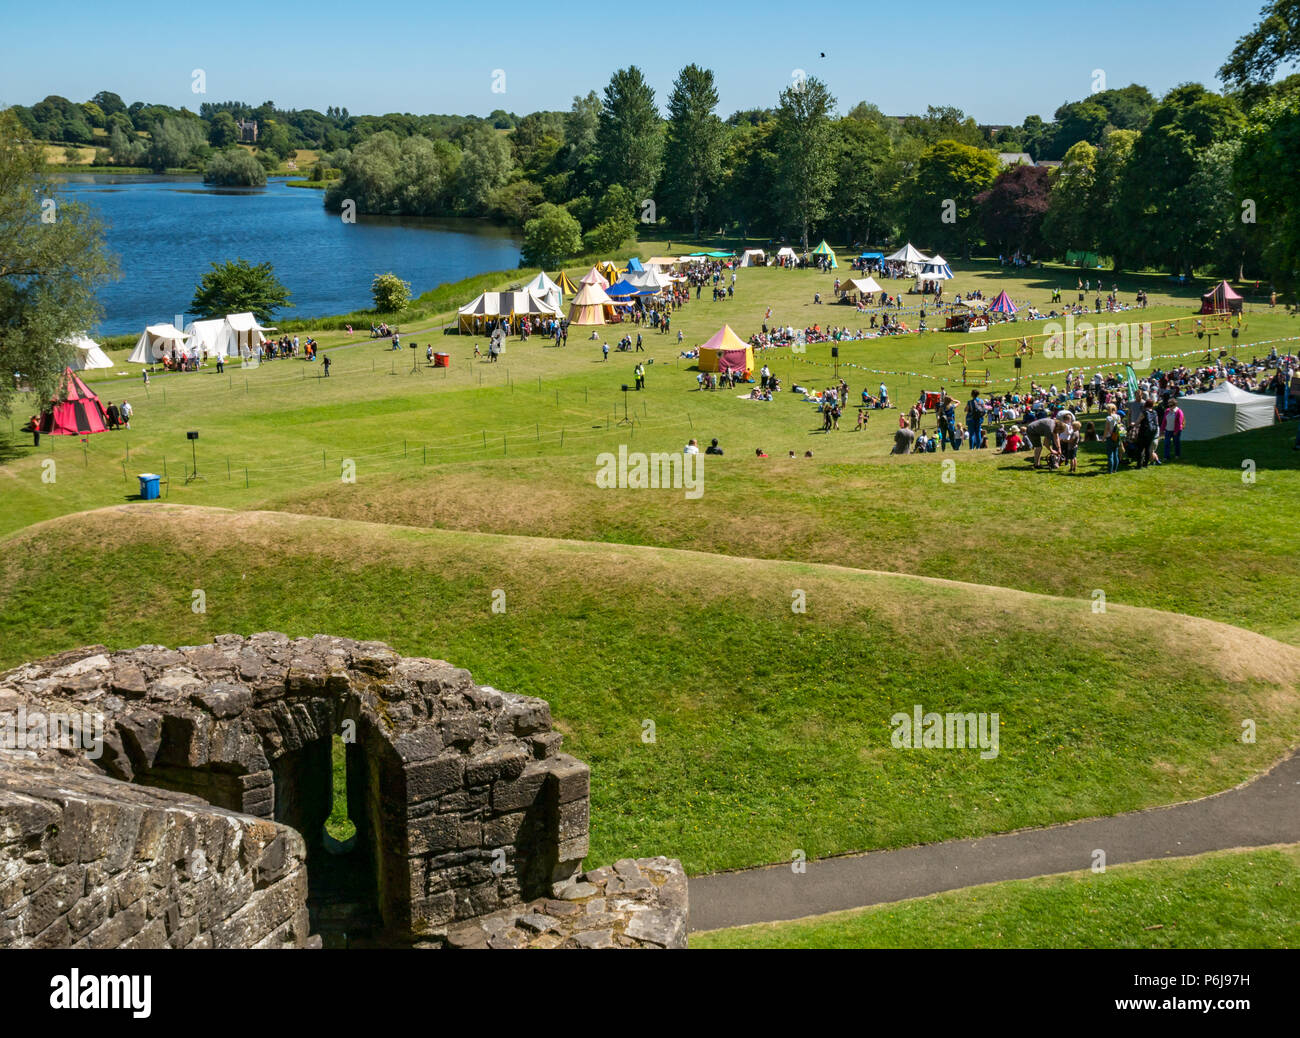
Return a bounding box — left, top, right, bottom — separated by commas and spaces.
1125, 364, 1139, 398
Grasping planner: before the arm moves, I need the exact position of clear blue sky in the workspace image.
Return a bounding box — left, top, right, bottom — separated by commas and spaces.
0, 0, 1269, 124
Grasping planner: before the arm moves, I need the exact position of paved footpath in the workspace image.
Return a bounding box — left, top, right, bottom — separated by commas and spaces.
689, 750, 1300, 932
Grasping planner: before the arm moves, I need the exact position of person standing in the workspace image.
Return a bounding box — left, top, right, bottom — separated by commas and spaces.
105, 401, 120, 430
216, 354, 225, 374
634, 362, 645, 391
1162, 398, 1184, 460
1104, 403, 1122, 473
602, 342, 609, 362
965, 390, 987, 449
323, 354, 331, 377
1135, 398, 1159, 468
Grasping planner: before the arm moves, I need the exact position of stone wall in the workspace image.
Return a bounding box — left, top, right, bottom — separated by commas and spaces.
0, 756, 312, 948
0, 635, 687, 948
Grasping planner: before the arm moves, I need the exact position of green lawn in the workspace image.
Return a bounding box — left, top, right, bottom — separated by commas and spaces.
691, 844, 1300, 948
1, 506, 1296, 874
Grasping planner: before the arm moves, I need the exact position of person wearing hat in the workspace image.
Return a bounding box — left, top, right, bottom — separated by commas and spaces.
1000, 425, 1024, 454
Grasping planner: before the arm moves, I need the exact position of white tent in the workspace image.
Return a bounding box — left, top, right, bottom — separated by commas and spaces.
66, 335, 113, 370
224, 312, 269, 358
739, 248, 766, 267
1179, 382, 1275, 442
842, 277, 883, 296
919, 255, 953, 279
626, 268, 673, 291
776, 247, 798, 261
129, 323, 189, 364
183, 317, 233, 359
524, 271, 563, 308
886, 243, 930, 266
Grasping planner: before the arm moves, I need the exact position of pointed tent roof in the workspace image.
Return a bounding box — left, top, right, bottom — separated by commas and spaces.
38, 367, 109, 436
66, 335, 113, 370
580, 266, 609, 288
920, 255, 953, 279
1204, 279, 1243, 300
626, 268, 672, 291
625, 257, 645, 272
701, 324, 749, 350
605, 278, 646, 297
553, 270, 579, 295
885, 243, 930, 265
596, 261, 620, 284
810, 240, 838, 267
128, 323, 190, 364
988, 290, 1018, 314
571, 282, 613, 306
525, 271, 561, 299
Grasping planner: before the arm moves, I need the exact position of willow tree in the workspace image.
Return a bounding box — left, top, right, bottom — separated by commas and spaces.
0, 109, 116, 419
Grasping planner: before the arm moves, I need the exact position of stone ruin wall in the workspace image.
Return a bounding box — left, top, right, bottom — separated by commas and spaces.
0, 634, 687, 948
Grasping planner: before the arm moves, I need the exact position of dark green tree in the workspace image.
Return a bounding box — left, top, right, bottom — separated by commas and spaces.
662, 64, 724, 235
190, 259, 291, 322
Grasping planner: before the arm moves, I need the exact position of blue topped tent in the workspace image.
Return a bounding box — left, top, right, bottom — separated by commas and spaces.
605, 279, 644, 297
859, 251, 884, 260
626, 257, 645, 272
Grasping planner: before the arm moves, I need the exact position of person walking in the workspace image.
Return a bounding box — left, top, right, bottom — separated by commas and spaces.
602, 342, 609, 362
323, 354, 331, 377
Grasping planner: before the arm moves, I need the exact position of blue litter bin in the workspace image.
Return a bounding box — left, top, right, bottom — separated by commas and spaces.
138, 473, 161, 500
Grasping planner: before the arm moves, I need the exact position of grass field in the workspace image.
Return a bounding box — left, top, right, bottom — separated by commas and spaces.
691, 844, 1300, 948
2, 253, 1298, 914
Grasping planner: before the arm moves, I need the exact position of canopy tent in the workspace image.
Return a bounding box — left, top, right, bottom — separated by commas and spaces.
697, 324, 755, 374
128, 323, 190, 364
596, 261, 621, 286
739, 248, 766, 267
687, 250, 735, 258
604, 278, 648, 298
885, 243, 931, 273
553, 270, 579, 295
953, 297, 987, 310
458, 290, 562, 333
626, 268, 673, 291
625, 257, 645, 273
1179, 382, 1275, 441
38, 367, 109, 436
919, 255, 953, 279
645, 256, 680, 269
842, 277, 883, 296
810, 240, 838, 268
223, 312, 269, 357
580, 266, 609, 288
988, 291, 1018, 314
775, 246, 799, 265
524, 271, 563, 308
1200, 280, 1243, 315
858, 251, 885, 261
568, 282, 618, 326
66, 335, 113, 371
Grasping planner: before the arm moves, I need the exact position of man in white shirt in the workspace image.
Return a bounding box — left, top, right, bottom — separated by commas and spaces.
683, 439, 699, 454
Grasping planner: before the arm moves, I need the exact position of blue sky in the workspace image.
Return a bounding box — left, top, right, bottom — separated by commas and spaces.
0, 0, 1272, 123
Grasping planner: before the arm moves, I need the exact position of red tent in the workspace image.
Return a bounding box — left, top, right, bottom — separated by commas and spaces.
38, 367, 109, 436
1200, 280, 1243, 314
988, 290, 1018, 314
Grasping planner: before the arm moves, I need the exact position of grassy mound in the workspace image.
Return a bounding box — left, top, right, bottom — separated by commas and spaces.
2, 504, 1296, 873
691, 844, 1300, 948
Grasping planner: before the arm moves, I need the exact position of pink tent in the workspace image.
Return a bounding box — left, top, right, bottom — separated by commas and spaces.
988, 290, 1018, 314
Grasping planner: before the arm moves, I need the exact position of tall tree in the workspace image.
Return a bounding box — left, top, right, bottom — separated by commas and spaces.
976, 164, 1051, 256
1126, 84, 1244, 276
898, 140, 1000, 259
1235, 91, 1300, 284
830, 116, 891, 244
773, 76, 837, 248
662, 65, 724, 236
597, 67, 663, 203
0, 110, 116, 418
1042, 140, 1098, 254
1220, 0, 1300, 86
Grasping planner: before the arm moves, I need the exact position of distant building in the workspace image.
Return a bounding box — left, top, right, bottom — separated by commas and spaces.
997, 152, 1033, 166
1035, 160, 1063, 169
236, 119, 258, 143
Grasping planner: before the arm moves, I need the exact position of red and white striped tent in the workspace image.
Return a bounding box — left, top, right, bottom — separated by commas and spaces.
38, 367, 110, 436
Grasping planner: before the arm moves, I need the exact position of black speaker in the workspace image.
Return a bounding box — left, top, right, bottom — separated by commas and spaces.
1014, 357, 1022, 369
621, 384, 629, 392
831, 347, 839, 358
186, 431, 199, 440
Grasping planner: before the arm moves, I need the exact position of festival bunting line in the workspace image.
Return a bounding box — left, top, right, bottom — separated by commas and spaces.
784, 337, 1300, 385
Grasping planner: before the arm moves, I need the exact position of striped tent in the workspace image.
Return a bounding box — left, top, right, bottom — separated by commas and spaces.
38, 367, 109, 436
988, 290, 1018, 314
580, 266, 609, 288
568, 282, 617, 326
553, 270, 579, 295
596, 261, 620, 286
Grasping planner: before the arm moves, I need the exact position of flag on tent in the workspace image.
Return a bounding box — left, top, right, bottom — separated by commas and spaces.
38, 367, 110, 436
988, 290, 1018, 314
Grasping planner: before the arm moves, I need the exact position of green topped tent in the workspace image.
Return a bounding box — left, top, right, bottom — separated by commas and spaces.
810, 240, 838, 268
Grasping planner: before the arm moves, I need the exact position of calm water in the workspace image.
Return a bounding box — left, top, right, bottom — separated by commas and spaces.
55, 175, 522, 336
